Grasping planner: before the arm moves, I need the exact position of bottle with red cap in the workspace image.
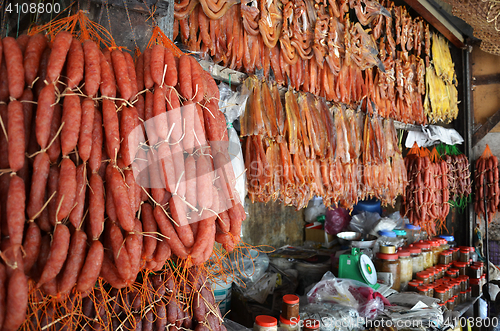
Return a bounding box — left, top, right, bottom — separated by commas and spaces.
303, 319, 320, 331
254, 315, 278, 331
279, 295, 300, 331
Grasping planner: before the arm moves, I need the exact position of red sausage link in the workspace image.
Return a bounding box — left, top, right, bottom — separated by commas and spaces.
89, 108, 103, 173
35, 81, 56, 149
69, 163, 87, 229
102, 99, 120, 161
123, 51, 139, 98
37, 223, 71, 287
166, 88, 183, 143
2, 268, 28, 331
47, 103, 61, 163
46, 31, 73, 84
76, 240, 104, 293
124, 169, 138, 213
158, 143, 177, 193
153, 205, 189, 259
24, 33, 48, 86
185, 155, 197, 208
99, 50, 116, 98
111, 49, 132, 101
22, 222, 41, 275
182, 101, 196, 153
66, 38, 84, 89
126, 219, 143, 282
190, 56, 205, 103
88, 173, 105, 240
164, 47, 177, 87
108, 221, 132, 281
120, 105, 139, 167
7, 175, 26, 246
170, 195, 194, 248
190, 216, 216, 265
143, 48, 154, 89
178, 55, 193, 100
20, 89, 33, 150
58, 229, 87, 297
55, 158, 77, 222
47, 165, 59, 228
147, 149, 166, 205
7, 100, 25, 172
197, 155, 213, 210
171, 143, 186, 197
135, 52, 145, 92
61, 93, 82, 156
150, 45, 165, 87
106, 164, 135, 232
16, 34, 30, 54
100, 253, 127, 289
2, 37, 25, 99
79, 98, 95, 163
153, 86, 168, 140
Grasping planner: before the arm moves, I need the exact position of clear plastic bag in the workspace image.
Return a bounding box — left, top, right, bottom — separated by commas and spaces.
306, 272, 385, 318
299, 303, 361, 331
348, 212, 381, 235
230, 249, 269, 284
305, 197, 327, 223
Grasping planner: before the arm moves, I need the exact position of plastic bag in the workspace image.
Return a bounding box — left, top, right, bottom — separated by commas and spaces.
348, 212, 381, 235
299, 303, 361, 331
307, 272, 385, 318
240, 272, 277, 304
324, 208, 350, 235
305, 197, 327, 223
230, 249, 269, 284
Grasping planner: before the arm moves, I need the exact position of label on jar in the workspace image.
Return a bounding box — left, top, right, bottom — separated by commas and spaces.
377, 272, 394, 288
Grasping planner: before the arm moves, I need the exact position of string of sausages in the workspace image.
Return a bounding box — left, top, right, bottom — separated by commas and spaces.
442, 153, 471, 207
473, 145, 499, 223
0, 32, 244, 330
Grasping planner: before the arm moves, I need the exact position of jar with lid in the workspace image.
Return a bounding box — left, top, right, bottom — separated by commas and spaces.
440, 235, 456, 248
434, 286, 447, 303
437, 264, 449, 273
380, 245, 396, 254
459, 291, 466, 304
450, 247, 460, 261
469, 265, 481, 279
413, 279, 424, 286
474, 261, 485, 274
303, 319, 320, 331
452, 280, 461, 296
417, 285, 431, 297
279, 315, 300, 331
254, 316, 278, 331
393, 229, 408, 246
470, 279, 481, 297
378, 231, 403, 249
427, 268, 435, 283
427, 240, 440, 266
466, 288, 472, 301
398, 250, 412, 291
437, 266, 445, 279
282, 295, 299, 320
375, 253, 401, 291
459, 247, 471, 262
405, 224, 421, 244
446, 297, 456, 310
433, 238, 447, 253
459, 275, 469, 291
408, 281, 421, 292
439, 251, 452, 265
455, 292, 461, 305
407, 246, 424, 277
416, 271, 430, 284
427, 284, 435, 297
446, 269, 458, 279
453, 261, 467, 276
414, 241, 433, 269
481, 274, 486, 287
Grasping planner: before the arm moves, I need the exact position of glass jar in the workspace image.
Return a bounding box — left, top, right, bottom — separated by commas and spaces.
470, 279, 481, 297
405, 224, 421, 244
446, 269, 458, 279
427, 284, 435, 297
481, 274, 486, 287
408, 281, 421, 292
447, 297, 456, 310
380, 245, 396, 254
459, 248, 470, 262
416, 271, 430, 285
393, 229, 408, 246
454, 294, 460, 306
434, 287, 447, 303
439, 235, 456, 248
450, 248, 460, 261
427, 240, 440, 266
279, 315, 300, 331
254, 316, 278, 331
303, 319, 320, 331
459, 275, 469, 291
398, 250, 412, 291
427, 268, 436, 283
407, 246, 424, 277
474, 261, 485, 274
375, 253, 401, 291
417, 285, 431, 297
452, 281, 461, 296
453, 261, 467, 276
439, 251, 452, 265
468, 265, 481, 279
459, 291, 466, 304
415, 241, 433, 269
282, 295, 299, 320
437, 264, 449, 273
466, 288, 472, 301
412, 279, 424, 286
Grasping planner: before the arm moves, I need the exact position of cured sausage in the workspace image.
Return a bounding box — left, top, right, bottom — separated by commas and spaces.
76, 240, 104, 293
89, 108, 103, 173
66, 38, 84, 89
69, 163, 87, 229
24, 33, 48, 86
111, 49, 132, 101
2, 268, 28, 331
79, 98, 95, 163
6, 175, 25, 246
7, 100, 25, 171
35, 83, 56, 149
37, 223, 71, 287
153, 206, 189, 259
58, 230, 87, 297
61, 93, 82, 156
150, 44, 165, 87
2, 37, 25, 99
22, 222, 41, 275
46, 31, 73, 84
102, 99, 120, 161
55, 158, 77, 222
99, 50, 116, 98
106, 164, 135, 232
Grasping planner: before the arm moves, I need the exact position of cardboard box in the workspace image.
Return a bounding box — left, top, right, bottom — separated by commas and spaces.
305, 228, 334, 246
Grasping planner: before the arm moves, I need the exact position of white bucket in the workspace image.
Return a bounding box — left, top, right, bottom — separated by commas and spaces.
212, 276, 233, 316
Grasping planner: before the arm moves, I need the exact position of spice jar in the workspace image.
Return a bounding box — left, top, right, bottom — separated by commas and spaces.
453, 294, 460, 306
459, 247, 471, 262
405, 224, 421, 244
446, 269, 458, 279
427, 284, 435, 297
471, 278, 481, 297
415, 241, 433, 269
398, 250, 412, 291
427, 268, 436, 283
407, 246, 424, 277
452, 280, 461, 296
416, 271, 430, 284
417, 285, 431, 297
434, 286, 447, 303
303, 319, 320, 331
254, 316, 278, 331
450, 247, 460, 261
375, 253, 401, 291
447, 297, 456, 310
474, 261, 485, 274
413, 279, 424, 286
453, 261, 467, 276
427, 240, 440, 265
459, 291, 466, 304
380, 245, 396, 254
459, 275, 469, 291
393, 229, 408, 246
282, 295, 299, 320
279, 315, 300, 331
439, 251, 452, 265
408, 281, 421, 292
466, 288, 472, 301
468, 265, 481, 279
439, 235, 456, 248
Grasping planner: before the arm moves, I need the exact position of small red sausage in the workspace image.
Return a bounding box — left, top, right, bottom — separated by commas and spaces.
190, 56, 205, 102
126, 219, 143, 282
150, 45, 165, 87
89, 108, 103, 173
24, 33, 48, 86
88, 173, 105, 240
166, 88, 183, 143
79, 98, 95, 163
158, 143, 177, 194
111, 49, 132, 101
7, 100, 25, 172
164, 47, 177, 87
178, 55, 193, 100
76, 240, 104, 293
120, 106, 139, 167
20, 89, 33, 150
123, 51, 139, 98
197, 155, 213, 210
16, 34, 30, 54
182, 101, 196, 153
135, 52, 145, 92
66, 38, 84, 89
35, 82, 56, 149
58, 229, 88, 297
100, 253, 127, 289
47, 103, 61, 163
7, 175, 25, 246
2, 268, 28, 331
153, 205, 189, 259
46, 165, 59, 228
55, 158, 77, 222
143, 48, 154, 89
148, 149, 166, 204
170, 142, 186, 197
102, 99, 120, 161
69, 163, 87, 229
37, 223, 71, 287
61, 93, 82, 156
22, 222, 41, 276
99, 50, 116, 98
2, 37, 25, 99
184, 155, 197, 208
46, 31, 73, 84
152, 237, 171, 270
170, 195, 194, 248
106, 164, 135, 232
153, 86, 168, 140
141, 203, 157, 261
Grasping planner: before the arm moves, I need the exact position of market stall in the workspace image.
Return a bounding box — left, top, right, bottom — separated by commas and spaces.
0, 0, 498, 329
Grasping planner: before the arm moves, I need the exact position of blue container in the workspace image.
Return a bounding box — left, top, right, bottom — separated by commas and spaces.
378, 230, 397, 238
352, 198, 382, 216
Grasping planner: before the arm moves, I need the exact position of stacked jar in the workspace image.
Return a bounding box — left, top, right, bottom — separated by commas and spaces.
375, 252, 401, 291
407, 246, 424, 278
414, 241, 433, 269
398, 249, 413, 291
279, 295, 300, 331
427, 240, 441, 266
405, 224, 422, 245
255, 316, 278, 331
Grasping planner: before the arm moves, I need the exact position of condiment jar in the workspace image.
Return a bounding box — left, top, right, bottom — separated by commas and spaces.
445, 269, 458, 279
414, 241, 433, 269
426, 268, 435, 283
459, 291, 466, 304
466, 288, 472, 301
408, 281, 421, 292
450, 247, 460, 261
458, 275, 469, 291
405, 224, 421, 244
453, 261, 467, 276
417, 285, 431, 297
380, 244, 396, 254
279, 315, 300, 331
474, 261, 485, 274
468, 265, 481, 279
416, 271, 430, 285
254, 316, 278, 331
281, 295, 299, 320
439, 235, 456, 248
427, 240, 440, 265
407, 246, 424, 277
427, 283, 435, 297
439, 251, 452, 265
303, 319, 320, 331
375, 253, 401, 291
447, 296, 456, 310
393, 229, 408, 246
471, 278, 481, 297
459, 247, 471, 262
398, 250, 412, 291
434, 286, 447, 303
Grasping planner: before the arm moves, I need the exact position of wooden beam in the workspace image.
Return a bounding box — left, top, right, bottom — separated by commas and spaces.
472, 109, 500, 146
403, 0, 465, 48
472, 73, 500, 86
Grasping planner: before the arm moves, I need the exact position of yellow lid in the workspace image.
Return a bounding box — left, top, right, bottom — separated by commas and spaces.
380, 245, 396, 254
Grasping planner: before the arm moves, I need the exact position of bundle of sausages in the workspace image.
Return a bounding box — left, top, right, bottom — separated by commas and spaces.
442, 153, 472, 204
474, 145, 499, 222
401, 146, 450, 236
0, 31, 245, 329
23, 268, 226, 331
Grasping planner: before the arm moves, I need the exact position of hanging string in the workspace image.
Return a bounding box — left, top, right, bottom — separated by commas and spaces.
122, 0, 139, 51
